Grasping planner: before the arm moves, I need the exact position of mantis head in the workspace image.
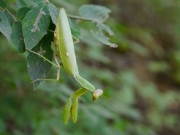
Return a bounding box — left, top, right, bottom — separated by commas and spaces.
92, 89, 103, 101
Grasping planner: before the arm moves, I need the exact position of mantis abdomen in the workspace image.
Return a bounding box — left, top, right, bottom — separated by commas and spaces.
54, 8, 79, 77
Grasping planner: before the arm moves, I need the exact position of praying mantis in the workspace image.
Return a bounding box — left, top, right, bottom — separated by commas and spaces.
27, 8, 103, 124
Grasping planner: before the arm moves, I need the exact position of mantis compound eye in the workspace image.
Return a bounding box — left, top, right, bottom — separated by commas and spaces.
92, 89, 103, 101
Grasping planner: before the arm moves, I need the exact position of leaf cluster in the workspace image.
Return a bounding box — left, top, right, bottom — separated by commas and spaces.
0, 0, 117, 89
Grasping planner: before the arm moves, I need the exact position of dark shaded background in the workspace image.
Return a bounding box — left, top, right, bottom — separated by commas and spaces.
1, 0, 180, 135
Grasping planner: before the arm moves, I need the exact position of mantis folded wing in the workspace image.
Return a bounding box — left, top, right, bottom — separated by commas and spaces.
54, 8, 104, 124
54, 8, 95, 92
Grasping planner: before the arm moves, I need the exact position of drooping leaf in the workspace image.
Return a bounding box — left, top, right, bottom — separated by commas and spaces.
0, 0, 7, 9
0, 10, 12, 42
22, 1, 50, 50
79, 4, 111, 23
97, 23, 114, 36
16, 0, 26, 7
4, 10, 13, 25
11, 21, 25, 54
79, 4, 115, 48
27, 34, 53, 90
48, 4, 81, 38
91, 30, 117, 48
17, 7, 31, 20
30, 0, 44, 4
48, 3, 59, 25
15, 0, 33, 8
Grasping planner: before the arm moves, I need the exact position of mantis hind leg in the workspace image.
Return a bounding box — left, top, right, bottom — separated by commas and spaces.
26, 49, 61, 83
72, 35, 79, 44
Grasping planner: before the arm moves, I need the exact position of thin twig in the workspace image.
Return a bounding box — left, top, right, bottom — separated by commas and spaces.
68, 15, 98, 22
6, 9, 18, 22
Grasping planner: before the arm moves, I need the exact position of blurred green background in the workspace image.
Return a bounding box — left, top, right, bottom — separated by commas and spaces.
1, 0, 180, 135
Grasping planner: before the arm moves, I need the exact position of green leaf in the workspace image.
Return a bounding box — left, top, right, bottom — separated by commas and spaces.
68, 18, 81, 38
79, 4, 111, 23
11, 21, 25, 54
30, 0, 44, 4
48, 4, 81, 38
4, 10, 13, 26
0, 0, 7, 9
0, 10, 12, 42
17, 7, 31, 20
97, 23, 114, 36
16, 0, 26, 7
91, 30, 117, 48
6, 0, 15, 2
22, 1, 50, 50
27, 34, 53, 90
48, 3, 59, 25
16, 0, 40, 7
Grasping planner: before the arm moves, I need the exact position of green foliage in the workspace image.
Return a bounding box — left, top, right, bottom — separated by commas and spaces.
0, 0, 7, 9
91, 30, 117, 48
79, 4, 116, 47
1, 0, 180, 135
16, 7, 31, 20
22, 1, 50, 50
0, 0, 116, 89
27, 34, 53, 89
48, 3, 59, 25
0, 10, 13, 42
11, 21, 25, 53
79, 4, 110, 22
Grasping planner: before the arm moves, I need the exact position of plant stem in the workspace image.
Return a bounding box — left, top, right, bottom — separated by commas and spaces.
6, 9, 18, 22
68, 15, 98, 22
48, 29, 54, 33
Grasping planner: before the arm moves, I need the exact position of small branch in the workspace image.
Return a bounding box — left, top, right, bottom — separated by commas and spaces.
6, 9, 18, 22
48, 29, 54, 33
68, 15, 99, 23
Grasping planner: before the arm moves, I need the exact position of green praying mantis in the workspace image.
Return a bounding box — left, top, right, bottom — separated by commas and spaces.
27, 8, 103, 124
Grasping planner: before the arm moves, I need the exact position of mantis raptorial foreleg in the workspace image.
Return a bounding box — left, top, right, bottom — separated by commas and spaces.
62, 97, 72, 124
62, 87, 87, 124
92, 89, 103, 101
